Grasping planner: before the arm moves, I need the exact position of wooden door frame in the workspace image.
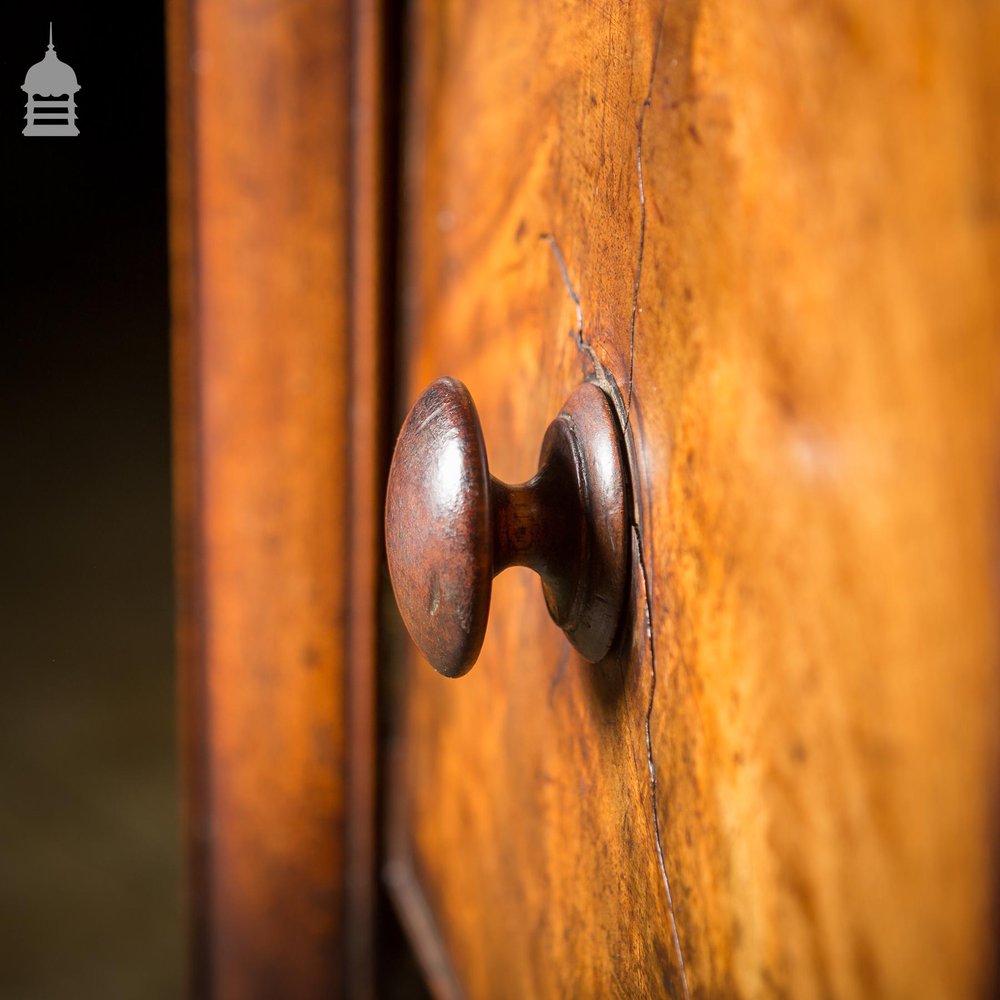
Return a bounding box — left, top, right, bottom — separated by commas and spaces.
167, 0, 391, 994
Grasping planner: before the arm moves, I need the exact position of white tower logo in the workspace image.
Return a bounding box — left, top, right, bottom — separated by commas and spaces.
22, 24, 81, 137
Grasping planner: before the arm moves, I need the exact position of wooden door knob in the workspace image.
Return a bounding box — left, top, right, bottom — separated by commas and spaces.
385, 377, 629, 677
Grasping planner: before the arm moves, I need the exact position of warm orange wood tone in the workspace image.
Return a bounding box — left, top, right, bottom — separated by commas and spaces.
167, 0, 383, 995
388, 1, 1000, 997
346, 0, 390, 993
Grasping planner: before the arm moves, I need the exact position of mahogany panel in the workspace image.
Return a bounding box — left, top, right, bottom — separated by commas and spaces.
389, 1, 1000, 997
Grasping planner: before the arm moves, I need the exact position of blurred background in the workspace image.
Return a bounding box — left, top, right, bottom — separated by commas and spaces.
0, 3, 179, 997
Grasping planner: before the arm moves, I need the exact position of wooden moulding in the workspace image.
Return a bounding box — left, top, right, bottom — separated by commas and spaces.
167, 0, 386, 995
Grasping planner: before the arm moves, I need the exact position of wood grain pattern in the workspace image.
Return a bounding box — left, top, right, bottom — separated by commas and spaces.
167, 0, 381, 994
389, 1, 1000, 997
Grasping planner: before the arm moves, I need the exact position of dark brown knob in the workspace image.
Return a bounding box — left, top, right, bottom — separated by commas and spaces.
385, 377, 629, 678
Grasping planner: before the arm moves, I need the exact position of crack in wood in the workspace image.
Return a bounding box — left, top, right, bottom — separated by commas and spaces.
541, 232, 583, 337
625, 0, 667, 431
634, 522, 691, 1000
545, 49, 687, 984
541, 232, 602, 376
619, 12, 691, 992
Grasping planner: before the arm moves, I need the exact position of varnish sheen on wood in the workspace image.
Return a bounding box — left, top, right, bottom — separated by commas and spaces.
388, 1, 1000, 997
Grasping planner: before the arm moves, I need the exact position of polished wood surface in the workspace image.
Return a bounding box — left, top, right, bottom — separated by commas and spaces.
167, 0, 382, 994
386, 378, 628, 676
389, 1, 1000, 997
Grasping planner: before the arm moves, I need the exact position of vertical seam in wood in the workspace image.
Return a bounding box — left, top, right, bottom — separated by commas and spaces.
625, 0, 667, 431
626, 9, 691, 991
635, 523, 690, 1000
543, 215, 689, 994
346, 0, 382, 993
167, 0, 214, 992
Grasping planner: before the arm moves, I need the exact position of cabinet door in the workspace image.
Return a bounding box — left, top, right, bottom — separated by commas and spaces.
386, 2, 1000, 997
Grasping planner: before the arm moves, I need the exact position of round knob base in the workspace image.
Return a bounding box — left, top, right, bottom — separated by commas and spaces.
538, 382, 629, 663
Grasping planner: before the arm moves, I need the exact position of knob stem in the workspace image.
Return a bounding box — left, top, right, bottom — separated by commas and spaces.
490, 466, 578, 579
